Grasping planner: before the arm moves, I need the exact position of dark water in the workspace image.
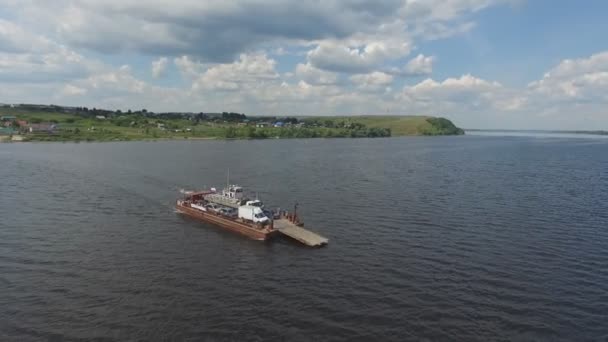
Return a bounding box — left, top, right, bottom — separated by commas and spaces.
1, 136, 607, 341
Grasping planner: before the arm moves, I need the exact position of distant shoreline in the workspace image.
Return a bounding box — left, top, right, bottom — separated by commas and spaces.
1, 134, 463, 144
466, 129, 608, 136
1, 104, 465, 142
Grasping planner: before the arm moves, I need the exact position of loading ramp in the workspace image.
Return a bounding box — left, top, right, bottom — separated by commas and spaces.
274, 219, 329, 247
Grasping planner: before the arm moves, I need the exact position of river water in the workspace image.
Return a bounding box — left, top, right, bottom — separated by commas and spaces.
1, 136, 607, 341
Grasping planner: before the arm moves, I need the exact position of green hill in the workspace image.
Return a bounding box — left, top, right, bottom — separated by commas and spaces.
310, 116, 465, 136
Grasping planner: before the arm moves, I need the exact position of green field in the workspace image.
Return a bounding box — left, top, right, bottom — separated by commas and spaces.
306, 115, 465, 136
1, 106, 464, 142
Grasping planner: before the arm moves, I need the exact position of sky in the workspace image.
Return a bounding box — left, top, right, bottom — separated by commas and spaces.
0, 0, 607, 130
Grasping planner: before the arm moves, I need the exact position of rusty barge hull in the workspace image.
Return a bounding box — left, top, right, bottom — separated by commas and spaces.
176, 202, 278, 241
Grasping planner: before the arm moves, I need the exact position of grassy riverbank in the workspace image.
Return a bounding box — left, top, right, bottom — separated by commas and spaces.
0, 105, 464, 142
313, 116, 465, 136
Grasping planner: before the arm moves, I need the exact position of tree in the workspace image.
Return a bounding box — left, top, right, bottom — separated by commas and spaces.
222, 112, 247, 122
224, 127, 237, 138
245, 126, 255, 138
254, 128, 269, 139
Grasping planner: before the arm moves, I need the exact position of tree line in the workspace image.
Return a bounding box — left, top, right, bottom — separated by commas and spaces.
223, 125, 390, 139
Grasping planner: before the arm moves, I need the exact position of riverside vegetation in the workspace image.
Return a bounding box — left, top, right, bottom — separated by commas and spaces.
0, 104, 464, 142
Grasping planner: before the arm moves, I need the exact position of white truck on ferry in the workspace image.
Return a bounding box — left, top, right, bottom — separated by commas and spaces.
238, 205, 269, 224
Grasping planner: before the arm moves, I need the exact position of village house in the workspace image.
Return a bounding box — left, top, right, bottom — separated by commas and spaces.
29, 123, 58, 133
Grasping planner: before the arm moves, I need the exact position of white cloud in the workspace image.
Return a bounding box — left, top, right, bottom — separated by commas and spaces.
53, 64, 185, 110
391, 52, 608, 129
1, 0, 499, 64
89, 65, 146, 93
192, 53, 279, 91
0, 19, 54, 53
350, 71, 393, 90
61, 84, 87, 96
0, 17, 105, 83
272, 47, 287, 56
396, 74, 504, 117
3, 0, 413, 62
415, 21, 477, 40
528, 51, 608, 101
400, 0, 513, 22
295, 63, 338, 85
307, 40, 411, 73
404, 54, 435, 76
174, 55, 206, 78
151, 57, 168, 78
407, 74, 501, 94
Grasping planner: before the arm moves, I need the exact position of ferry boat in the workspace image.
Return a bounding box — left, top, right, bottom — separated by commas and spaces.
176, 185, 301, 241
177, 178, 329, 246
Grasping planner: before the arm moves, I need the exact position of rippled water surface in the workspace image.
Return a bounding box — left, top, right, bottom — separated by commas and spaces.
1, 136, 607, 341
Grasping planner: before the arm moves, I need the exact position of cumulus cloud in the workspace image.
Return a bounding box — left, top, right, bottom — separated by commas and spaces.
307, 41, 411, 73
400, 0, 513, 22
295, 63, 338, 85
528, 51, 608, 101
407, 74, 501, 95
174, 56, 206, 78
191, 53, 279, 91
0, 19, 102, 83
350, 71, 394, 91
397, 74, 504, 117
403, 54, 435, 76
5, 0, 409, 62
393, 53, 608, 129
61, 84, 87, 96
53, 64, 185, 110
0, 19, 54, 53
151, 57, 168, 78
1, 0, 507, 63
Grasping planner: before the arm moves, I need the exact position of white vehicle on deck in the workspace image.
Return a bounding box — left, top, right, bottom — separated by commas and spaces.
238, 205, 269, 224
